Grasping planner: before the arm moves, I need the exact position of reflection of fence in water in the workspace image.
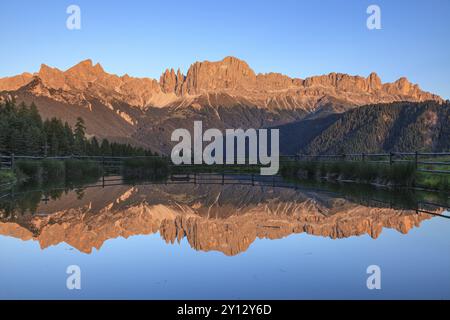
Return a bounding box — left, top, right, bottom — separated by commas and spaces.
1, 173, 449, 220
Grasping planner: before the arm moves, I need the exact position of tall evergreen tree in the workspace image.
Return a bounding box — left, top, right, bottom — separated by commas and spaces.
100, 139, 112, 156
73, 117, 86, 155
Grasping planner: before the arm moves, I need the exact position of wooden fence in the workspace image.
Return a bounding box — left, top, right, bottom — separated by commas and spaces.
1, 152, 450, 175
281, 152, 450, 175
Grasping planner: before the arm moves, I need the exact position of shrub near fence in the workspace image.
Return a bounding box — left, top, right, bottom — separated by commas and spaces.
64, 159, 103, 180
122, 157, 169, 180
280, 161, 417, 187
41, 159, 65, 181
11, 158, 103, 184
0, 170, 15, 185
14, 160, 43, 182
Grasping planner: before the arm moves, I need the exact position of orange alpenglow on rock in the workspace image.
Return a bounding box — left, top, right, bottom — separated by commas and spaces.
0, 56, 442, 110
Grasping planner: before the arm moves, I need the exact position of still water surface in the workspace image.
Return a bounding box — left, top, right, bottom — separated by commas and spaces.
0, 175, 449, 299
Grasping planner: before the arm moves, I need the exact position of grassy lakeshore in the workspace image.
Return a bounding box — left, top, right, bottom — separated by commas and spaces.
280, 160, 450, 191
416, 172, 450, 191
122, 157, 170, 180
2, 156, 449, 193
2, 157, 172, 187
11, 159, 103, 185
0, 170, 16, 185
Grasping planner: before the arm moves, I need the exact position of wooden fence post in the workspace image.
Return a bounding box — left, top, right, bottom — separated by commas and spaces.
11, 153, 15, 170
389, 152, 393, 165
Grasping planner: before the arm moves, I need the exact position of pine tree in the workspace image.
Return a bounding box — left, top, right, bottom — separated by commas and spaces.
100, 139, 112, 156
73, 117, 87, 155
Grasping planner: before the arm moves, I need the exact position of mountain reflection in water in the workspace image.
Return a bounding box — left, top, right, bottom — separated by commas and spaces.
0, 176, 447, 255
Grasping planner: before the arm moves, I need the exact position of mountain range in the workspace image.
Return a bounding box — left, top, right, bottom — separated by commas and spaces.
0, 57, 444, 154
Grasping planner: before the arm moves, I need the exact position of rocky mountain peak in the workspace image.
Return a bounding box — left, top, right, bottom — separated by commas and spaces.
18, 76, 51, 96
65, 59, 105, 80
394, 77, 412, 91
179, 56, 258, 95
0, 72, 33, 92
367, 72, 382, 90
160, 68, 177, 93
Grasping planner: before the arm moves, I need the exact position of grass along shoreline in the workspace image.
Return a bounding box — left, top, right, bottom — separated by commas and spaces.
121, 157, 169, 180
0, 170, 16, 186
2, 157, 449, 192
0, 157, 170, 187
280, 160, 450, 191
5, 159, 104, 186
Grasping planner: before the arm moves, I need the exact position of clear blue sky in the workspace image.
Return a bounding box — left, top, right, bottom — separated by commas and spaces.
1, 0, 449, 98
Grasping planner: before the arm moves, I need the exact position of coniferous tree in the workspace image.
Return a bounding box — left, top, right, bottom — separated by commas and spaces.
73, 117, 86, 155
100, 139, 112, 156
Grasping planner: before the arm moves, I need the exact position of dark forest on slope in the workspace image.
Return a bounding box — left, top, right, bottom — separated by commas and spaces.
2, 99, 449, 157
278, 101, 450, 155
0, 100, 155, 156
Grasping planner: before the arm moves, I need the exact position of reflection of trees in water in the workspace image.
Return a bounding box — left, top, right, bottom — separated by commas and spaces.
284, 177, 450, 210
0, 175, 98, 218
0, 191, 42, 218
0, 188, 68, 218
74, 188, 85, 200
